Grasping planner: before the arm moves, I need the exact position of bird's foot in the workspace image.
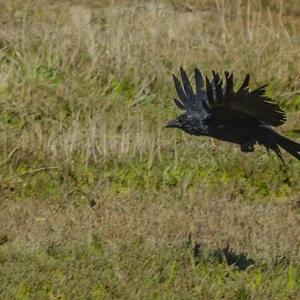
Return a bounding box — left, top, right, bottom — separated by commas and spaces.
241, 141, 256, 153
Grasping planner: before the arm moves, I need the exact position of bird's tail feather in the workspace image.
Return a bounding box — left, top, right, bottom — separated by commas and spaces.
272, 132, 300, 161
258, 126, 300, 163
260, 127, 300, 162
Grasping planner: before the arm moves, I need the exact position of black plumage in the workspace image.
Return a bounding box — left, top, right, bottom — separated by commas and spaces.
166, 67, 300, 162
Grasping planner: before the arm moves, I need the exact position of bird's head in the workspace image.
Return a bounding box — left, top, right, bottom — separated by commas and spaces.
166, 114, 187, 129
166, 113, 199, 135
166, 112, 207, 136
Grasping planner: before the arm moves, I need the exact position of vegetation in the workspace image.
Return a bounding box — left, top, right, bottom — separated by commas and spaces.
0, 0, 299, 299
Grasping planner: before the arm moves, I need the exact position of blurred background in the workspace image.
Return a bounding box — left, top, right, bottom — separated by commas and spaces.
0, 1, 299, 298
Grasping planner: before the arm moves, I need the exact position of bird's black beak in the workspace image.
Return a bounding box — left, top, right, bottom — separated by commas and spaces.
165, 119, 179, 128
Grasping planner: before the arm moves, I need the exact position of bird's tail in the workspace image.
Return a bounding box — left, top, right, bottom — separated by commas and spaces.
259, 126, 300, 162
273, 132, 300, 160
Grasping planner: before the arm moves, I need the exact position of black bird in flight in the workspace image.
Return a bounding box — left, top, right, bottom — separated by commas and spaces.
166, 67, 300, 162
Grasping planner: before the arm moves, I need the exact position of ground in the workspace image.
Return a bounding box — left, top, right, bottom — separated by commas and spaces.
0, 0, 299, 299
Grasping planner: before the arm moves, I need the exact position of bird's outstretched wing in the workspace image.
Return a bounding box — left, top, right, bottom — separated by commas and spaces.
172, 67, 286, 127
172, 67, 208, 114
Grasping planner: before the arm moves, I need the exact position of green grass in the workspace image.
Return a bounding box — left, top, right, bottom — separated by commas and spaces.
0, 0, 299, 299
1, 243, 299, 299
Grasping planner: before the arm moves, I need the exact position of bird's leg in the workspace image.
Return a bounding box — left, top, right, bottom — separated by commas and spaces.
240, 140, 256, 152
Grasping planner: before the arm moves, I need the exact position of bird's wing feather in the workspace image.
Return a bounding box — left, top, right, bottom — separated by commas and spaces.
209, 72, 286, 126
172, 67, 208, 114
172, 67, 286, 127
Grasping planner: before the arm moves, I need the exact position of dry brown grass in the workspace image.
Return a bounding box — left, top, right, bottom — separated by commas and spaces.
1, 195, 299, 263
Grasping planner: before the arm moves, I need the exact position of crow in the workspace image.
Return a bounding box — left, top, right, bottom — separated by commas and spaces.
166, 67, 300, 162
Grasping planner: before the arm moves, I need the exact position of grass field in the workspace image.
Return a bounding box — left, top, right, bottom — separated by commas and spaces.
0, 0, 299, 299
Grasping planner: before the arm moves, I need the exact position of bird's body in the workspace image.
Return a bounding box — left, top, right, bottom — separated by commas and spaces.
166, 67, 300, 162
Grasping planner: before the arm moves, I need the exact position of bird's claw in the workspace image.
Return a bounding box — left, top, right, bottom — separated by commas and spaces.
241, 141, 255, 152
